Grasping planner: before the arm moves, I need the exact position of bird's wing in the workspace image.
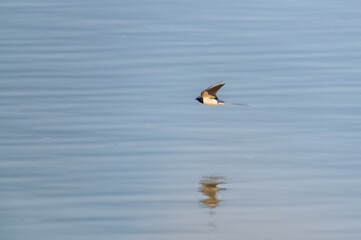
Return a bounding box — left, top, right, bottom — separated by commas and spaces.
201, 82, 225, 99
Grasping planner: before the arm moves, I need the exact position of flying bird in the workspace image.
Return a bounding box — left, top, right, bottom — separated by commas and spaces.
195, 82, 247, 106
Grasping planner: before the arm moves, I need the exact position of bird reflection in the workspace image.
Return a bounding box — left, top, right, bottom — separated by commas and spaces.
200, 176, 226, 208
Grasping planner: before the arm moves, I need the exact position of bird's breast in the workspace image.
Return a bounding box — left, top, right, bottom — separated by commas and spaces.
203, 97, 220, 106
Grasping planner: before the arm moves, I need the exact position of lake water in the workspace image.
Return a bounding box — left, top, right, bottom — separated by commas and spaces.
1, 0, 361, 239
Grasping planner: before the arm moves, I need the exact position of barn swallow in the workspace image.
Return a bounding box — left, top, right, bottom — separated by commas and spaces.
195, 82, 247, 106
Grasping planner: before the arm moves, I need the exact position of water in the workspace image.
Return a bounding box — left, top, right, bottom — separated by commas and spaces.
1, 0, 361, 239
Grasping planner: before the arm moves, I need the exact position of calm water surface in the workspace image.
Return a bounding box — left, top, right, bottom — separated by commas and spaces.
1, 0, 361, 239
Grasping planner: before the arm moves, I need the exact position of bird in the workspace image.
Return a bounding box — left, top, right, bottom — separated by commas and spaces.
195, 81, 247, 106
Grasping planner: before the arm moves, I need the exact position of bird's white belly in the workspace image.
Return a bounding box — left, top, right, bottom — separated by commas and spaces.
203, 97, 219, 105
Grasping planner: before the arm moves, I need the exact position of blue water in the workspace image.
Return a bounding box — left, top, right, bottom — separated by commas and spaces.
1, 0, 361, 239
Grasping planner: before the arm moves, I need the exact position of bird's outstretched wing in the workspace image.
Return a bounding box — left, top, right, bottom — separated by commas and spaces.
201, 81, 225, 99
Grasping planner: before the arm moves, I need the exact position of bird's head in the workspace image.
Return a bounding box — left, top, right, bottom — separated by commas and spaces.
195, 96, 203, 103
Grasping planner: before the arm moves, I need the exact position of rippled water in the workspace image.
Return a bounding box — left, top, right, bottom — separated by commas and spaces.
1, 0, 361, 239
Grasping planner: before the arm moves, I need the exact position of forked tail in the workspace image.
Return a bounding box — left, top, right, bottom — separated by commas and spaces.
224, 102, 249, 106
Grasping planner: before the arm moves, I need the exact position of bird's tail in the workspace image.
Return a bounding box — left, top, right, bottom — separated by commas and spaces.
224, 102, 249, 106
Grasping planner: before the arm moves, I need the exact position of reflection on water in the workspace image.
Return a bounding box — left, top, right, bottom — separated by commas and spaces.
200, 176, 226, 208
